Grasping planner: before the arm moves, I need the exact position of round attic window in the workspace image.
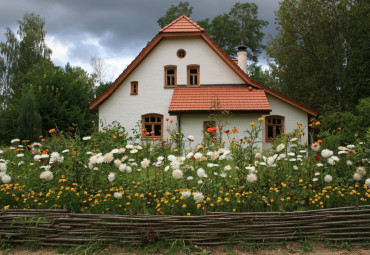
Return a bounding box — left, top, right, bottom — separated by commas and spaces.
177, 49, 186, 59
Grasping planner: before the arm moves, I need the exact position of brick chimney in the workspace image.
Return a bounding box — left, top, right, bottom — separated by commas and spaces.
237, 42, 247, 73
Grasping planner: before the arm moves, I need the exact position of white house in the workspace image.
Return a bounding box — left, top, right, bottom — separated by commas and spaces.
89, 16, 318, 149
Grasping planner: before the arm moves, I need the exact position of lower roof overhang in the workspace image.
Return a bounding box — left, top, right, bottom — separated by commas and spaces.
169, 109, 271, 116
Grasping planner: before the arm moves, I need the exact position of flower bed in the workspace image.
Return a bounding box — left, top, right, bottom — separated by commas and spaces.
0, 119, 369, 215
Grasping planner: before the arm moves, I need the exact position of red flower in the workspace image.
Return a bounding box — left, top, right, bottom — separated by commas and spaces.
315, 155, 321, 161
166, 118, 169, 121
170, 120, 173, 123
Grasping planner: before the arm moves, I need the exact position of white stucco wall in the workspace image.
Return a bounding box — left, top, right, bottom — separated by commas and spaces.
99, 37, 245, 137
262, 95, 309, 150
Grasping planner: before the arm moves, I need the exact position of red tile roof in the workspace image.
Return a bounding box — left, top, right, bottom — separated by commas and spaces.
160, 15, 204, 33
168, 87, 271, 113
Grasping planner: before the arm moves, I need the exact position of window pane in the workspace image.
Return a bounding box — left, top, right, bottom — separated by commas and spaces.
154, 124, 161, 136
277, 118, 281, 124
145, 117, 149, 122
190, 76, 194, 85
145, 125, 152, 133
167, 76, 171, 85
167, 69, 174, 74
272, 118, 276, 124
171, 76, 175, 85
276, 127, 282, 137
157, 117, 161, 122
194, 76, 198, 85
150, 117, 156, 122
268, 126, 274, 138
190, 68, 197, 74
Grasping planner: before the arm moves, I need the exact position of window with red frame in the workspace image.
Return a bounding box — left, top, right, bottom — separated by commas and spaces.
142, 114, 163, 139
131, 81, 138, 95
265, 116, 285, 142
164, 66, 177, 88
187, 65, 200, 86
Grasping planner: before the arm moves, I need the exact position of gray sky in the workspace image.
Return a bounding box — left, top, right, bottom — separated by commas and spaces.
0, 0, 280, 81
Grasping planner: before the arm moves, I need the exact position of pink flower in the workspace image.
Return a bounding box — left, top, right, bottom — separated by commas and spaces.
311, 142, 321, 152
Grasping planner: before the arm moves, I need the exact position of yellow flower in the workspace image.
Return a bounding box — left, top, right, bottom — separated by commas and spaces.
299, 179, 303, 183
182, 204, 187, 208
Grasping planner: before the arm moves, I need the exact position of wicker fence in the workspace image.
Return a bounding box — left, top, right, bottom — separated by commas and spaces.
0, 205, 369, 247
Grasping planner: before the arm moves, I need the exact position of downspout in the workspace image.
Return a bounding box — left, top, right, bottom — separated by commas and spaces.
177, 112, 182, 131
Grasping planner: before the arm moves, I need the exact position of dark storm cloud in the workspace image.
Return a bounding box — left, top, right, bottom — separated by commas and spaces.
0, 0, 280, 72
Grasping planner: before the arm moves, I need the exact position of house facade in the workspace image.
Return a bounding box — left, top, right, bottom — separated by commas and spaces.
89, 16, 317, 149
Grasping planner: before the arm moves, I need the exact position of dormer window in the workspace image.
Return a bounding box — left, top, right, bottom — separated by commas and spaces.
187, 65, 199, 87
131, 81, 138, 95
165, 66, 177, 88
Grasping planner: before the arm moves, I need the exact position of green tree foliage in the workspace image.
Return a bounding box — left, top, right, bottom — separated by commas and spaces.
198, 3, 268, 60
28, 60, 96, 136
16, 89, 42, 141
316, 97, 370, 149
266, 0, 370, 113
157, 1, 193, 28
95, 82, 111, 98
0, 12, 51, 107
247, 63, 281, 92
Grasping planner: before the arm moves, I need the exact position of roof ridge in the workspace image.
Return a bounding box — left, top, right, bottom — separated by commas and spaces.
159, 15, 204, 33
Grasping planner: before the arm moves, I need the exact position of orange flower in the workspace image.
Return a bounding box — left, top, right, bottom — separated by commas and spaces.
118, 134, 123, 137
250, 122, 255, 126
317, 140, 323, 144
258, 117, 264, 122
315, 121, 320, 126
41, 139, 45, 142
207, 127, 214, 133
113, 136, 117, 139
41, 149, 49, 154
219, 125, 223, 130
48, 129, 56, 133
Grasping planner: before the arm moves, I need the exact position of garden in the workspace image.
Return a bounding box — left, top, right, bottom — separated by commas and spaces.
0, 117, 369, 216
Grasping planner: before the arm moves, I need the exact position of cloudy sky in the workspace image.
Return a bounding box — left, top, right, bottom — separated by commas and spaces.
0, 0, 280, 81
